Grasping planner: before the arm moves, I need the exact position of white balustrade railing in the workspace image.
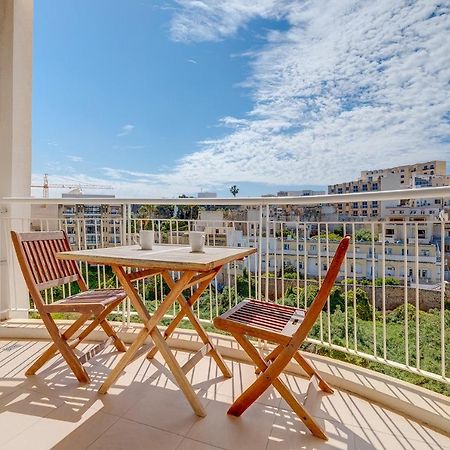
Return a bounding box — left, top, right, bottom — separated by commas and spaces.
0, 186, 449, 384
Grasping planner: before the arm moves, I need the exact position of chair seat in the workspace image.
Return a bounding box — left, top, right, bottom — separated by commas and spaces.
44, 288, 127, 314
214, 299, 306, 343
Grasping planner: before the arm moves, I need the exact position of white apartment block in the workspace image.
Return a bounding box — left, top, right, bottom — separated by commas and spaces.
267, 238, 442, 285
328, 160, 448, 220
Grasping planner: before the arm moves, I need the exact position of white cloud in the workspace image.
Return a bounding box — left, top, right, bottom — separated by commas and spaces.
170, 0, 287, 42
117, 124, 135, 137
161, 0, 450, 188
67, 155, 83, 162
186, 58, 198, 64
33, 2, 450, 198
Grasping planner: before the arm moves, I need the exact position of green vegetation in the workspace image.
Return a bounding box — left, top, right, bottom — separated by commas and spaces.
311, 232, 343, 242
343, 277, 401, 286
355, 229, 373, 242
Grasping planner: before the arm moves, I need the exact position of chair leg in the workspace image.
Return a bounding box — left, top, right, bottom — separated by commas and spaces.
229, 333, 327, 440
40, 313, 90, 383
255, 345, 283, 374
25, 313, 89, 376
294, 352, 333, 394
99, 319, 127, 352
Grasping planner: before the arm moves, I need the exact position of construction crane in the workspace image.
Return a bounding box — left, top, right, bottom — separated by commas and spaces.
31, 174, 113, 198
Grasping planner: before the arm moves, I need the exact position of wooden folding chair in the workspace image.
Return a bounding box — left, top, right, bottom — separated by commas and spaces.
11, 231, 127, 383
214, 236, 350, 440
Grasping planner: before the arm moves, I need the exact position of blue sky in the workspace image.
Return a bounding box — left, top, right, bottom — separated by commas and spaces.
32, 1, 450, 198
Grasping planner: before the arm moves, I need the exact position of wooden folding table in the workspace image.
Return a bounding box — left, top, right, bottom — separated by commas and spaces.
57, 244, 256, 417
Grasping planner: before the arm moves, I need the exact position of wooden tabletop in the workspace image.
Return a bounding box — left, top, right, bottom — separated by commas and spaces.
57, 244, 256, 271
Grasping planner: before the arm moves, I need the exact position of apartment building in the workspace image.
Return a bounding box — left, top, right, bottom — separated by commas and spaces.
58, 191, 123, 248
328, 160, 447, 219
269, 238, 442, 285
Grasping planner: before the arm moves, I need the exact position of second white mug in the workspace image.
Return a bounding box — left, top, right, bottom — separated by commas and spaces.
139, 230, 154, 250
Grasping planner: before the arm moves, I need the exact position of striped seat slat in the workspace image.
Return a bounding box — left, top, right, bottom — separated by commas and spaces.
227, 300, 301, 333
230, 311, 287, 331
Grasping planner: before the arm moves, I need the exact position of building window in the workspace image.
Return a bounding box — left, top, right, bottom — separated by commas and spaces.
385, 248, 392, 255
338, 188, 343, 194
362, 184, 368, 191
352, 211, 358, 216
353, 202, 358, 208
372, 182, 378, 190
362, 202, 367, 209
353, 186, 359, 192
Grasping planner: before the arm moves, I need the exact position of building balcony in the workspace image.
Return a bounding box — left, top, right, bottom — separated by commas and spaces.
0, 190, 449, 448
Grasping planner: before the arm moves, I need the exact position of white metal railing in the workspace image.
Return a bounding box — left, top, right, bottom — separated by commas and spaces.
0, 186, 449, 385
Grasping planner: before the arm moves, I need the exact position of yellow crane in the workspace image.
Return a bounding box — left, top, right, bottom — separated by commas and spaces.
31, 174, 113, 198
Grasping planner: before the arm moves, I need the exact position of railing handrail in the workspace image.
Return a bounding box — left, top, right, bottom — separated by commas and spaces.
2, 186, 450, 207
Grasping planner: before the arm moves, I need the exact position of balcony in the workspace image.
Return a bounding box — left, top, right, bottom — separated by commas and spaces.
0, 327, 449, 449
0, 190, 450, 448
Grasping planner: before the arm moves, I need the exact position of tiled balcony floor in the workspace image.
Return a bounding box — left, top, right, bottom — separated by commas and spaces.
0, 339, 449, 450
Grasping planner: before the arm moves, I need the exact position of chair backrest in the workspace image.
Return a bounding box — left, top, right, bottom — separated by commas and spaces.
10, 231, 85, 310
292, 236, 350, 347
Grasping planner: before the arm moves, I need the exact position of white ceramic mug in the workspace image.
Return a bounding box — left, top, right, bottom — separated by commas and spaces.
189, 231, 205, 253
139, 230, 154, 250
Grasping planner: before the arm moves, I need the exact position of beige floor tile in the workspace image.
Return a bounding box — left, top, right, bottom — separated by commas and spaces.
349, 424, 441, 450
216, 360, 282, 408
187, 393, 278, 450
177, 437, 224, 450
87, 417, 183, 450
267, 407, 354, 450
3, 408, 118, 450
0, 388, 64, 445
348, 395, 450, 448
0, 339, 448, 450
124, 383, 208, 435
184, 353, 228, 395
0, 341, 50, 378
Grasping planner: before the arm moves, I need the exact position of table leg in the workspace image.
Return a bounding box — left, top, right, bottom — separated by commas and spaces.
101, 265, 207, 416
151, 327, 206, 417
147, 270, 232, 378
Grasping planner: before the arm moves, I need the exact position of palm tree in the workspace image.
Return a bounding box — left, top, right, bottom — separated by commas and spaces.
229, 185, 239, 197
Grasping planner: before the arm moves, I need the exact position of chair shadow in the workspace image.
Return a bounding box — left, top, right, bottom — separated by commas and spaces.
0, 344, 227, 425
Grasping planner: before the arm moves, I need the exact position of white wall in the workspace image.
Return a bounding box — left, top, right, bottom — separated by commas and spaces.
0, 0, 33, 319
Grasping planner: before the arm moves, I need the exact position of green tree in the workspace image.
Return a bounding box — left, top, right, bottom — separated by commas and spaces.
229, 185, 239, 197
355, 229, 373, 242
